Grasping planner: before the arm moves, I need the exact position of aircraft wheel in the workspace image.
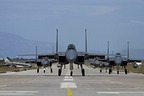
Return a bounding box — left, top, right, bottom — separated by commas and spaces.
44, 70, 45, 73
117, 71, 119, 74
58, 69, 61, 76
70, 71, 73, 76
109, 69, 112, 74
125, 69, 127, 74
51, 68, 53, 73
82, 69, 85, 76
100, 69, 102, 73
37, 68, 39, 73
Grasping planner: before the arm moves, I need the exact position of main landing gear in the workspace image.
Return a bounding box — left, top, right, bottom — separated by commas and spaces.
124, 66, 127, 74
108, 66, 128, 74
50, 62, 53, 73
37, 66, 39, 73
100, 69, 102, 73
37, 66, 53, 73
43, 67, 46, 73
50, 68, 53, 73
58, 63, 85, 76
109, 68, 112, 74
58, 64, 63, 76
116, 65, 128, 74
82, 69, 85, 76
58, 69, 62, 76
80, 64, 85, 76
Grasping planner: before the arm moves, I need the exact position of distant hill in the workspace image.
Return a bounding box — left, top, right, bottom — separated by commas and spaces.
0, 32, 54, 58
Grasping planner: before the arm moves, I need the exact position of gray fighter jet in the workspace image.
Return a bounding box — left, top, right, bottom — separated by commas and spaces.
106, 41, 141, 74
3, 57, 32, 68
40, 29, 104, 76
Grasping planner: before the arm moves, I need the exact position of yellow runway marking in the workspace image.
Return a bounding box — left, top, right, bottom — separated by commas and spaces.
67, 88, 73, 96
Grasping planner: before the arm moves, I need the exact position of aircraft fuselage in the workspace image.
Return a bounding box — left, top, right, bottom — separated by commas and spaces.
114, 53, 123, 65
65, 44, 77, 63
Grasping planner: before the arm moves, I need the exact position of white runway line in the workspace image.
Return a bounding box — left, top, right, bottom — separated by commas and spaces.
0, 91, 39, 95
64, 76, 73, 79
60, 70, 77, 88
97, 92, 120, 94
97, 91, 144, 94
63, 76, 74, 81
61, 82, 77, 88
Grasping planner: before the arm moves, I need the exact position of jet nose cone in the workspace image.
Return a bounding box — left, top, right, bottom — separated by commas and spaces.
114, 57, 122, 65
66, 50, 77, 63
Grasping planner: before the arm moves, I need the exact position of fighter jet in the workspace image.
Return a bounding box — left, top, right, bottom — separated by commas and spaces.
106, 41, 142, 74
18, 45, 58, 73
34, 46, 59, 73
42, 29, 104, 76
50, 29, 86, 76
36, 57, 54, 73
3, 57, 32, 68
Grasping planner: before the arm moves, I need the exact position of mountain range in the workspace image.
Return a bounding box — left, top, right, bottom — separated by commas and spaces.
0, 32, 54, 58
0, 32, 144, 60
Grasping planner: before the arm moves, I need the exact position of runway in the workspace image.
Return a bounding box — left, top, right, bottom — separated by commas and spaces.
0, 64, 144, 96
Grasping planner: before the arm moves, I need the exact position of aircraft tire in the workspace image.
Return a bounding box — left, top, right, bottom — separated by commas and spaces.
37, 68, 39, 73
51, 68, 53, 73
44, 70, 45, 73
58, 69, 61, 76
109, 69, 112, 74
70, 71, 73, 76
125, 69, 127, 74
100, 69, 102, 73
117, 71, 119, 74
82, 69, 85, 76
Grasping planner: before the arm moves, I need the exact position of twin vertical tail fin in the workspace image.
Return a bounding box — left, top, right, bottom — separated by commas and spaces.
35, 46, 38, 64
127, 41, 130, 61
55, 29, 87, 53
56, 29, 58, 53
106, 41, 129, 61
107, 41, 109, 61
85, 29, 87, 53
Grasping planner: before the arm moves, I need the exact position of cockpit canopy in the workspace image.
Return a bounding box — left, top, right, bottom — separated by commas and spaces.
116, 53, 121, 55
115, 53, 121, 57
67, 44, 76, 50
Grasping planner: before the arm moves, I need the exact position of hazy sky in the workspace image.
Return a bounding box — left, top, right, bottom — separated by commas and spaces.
0, 0, 144, 53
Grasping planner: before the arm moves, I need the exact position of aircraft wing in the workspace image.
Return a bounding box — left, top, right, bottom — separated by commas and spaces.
128, 58, 142, 62
85, 53, 106, 60
75, 52, 106, 65
18, 53, 56, 59
18, 53, 58, 65
37, 53, 56, 59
